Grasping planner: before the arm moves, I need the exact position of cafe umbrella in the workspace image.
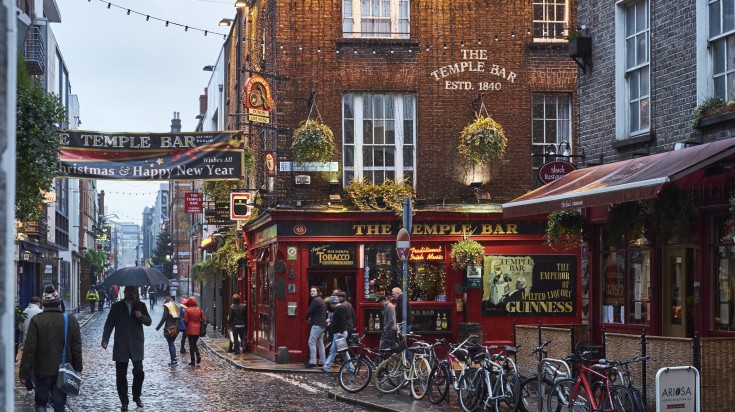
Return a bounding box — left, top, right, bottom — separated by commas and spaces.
102, 266, 171, 287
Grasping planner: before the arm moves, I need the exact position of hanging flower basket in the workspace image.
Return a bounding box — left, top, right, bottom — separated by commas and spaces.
450, 239, 484, 270
458, 115, 508, 164
291, 120, 335, 163
344, 179, 414, 216
546, 209, 584, 249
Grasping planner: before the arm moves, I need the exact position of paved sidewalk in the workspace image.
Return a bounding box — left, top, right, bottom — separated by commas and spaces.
198, 330, 461, 412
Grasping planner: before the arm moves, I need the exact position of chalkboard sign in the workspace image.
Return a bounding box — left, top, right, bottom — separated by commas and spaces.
363, 306, 451, 334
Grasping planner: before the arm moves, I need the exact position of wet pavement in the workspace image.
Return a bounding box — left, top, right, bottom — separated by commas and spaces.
15, 303, 522, 411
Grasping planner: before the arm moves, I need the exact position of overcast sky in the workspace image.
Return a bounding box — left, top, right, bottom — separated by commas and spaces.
53, 0, 234, 224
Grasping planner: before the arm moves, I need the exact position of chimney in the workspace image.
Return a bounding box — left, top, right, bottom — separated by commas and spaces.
170, 111, 181, 132
199, 88, 208, 119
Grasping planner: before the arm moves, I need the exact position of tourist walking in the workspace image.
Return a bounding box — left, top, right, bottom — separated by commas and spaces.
229, 294, 247, 354
86, 287, 99, 313
155, 297, 181, 365
183, 296, 206, 366
322, 296, 352, 372
19, 286, 83, 412
101, 285, 152, 411
20, 296, 43, 394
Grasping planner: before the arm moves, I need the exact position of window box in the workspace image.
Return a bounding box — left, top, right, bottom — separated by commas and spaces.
568, 36, 591, 58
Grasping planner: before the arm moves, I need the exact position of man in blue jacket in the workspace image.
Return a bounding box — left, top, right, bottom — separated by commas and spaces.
102, 285, 152, 411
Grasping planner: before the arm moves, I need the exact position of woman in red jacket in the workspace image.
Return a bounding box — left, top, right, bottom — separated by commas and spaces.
183, 297, 205, 366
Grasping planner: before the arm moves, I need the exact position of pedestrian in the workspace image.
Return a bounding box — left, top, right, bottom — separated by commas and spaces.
228, 294, 247, 354
391, 287, 411, 331
101, 285, 152, 411
179, 296, 188, 354
322, 296, 352, 372
155, 297, 180, 365
183, 296, 205, 366
378, 295, 398, 351
112, 285, 120, 304
20, 296, 43, 394
19, 285, 83, 412
304, 286, 327, 368
97, 287, 107, 312
148, 287, 157, 310
86, 287, 99, 313
336, 291, 356, 340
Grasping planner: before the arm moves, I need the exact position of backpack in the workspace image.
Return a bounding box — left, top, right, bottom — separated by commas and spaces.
179, 306, 186, 331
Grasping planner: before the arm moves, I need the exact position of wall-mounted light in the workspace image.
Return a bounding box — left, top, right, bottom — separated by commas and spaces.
203, 65, 215, 71
469, 181, 482, 189
235, 0, 248, 7
219, 18, 233, 26
195, 114, 205, 120
329, 179, 340, 190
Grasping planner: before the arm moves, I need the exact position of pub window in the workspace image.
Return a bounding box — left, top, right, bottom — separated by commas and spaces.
531, 93, 572, 186
532, 0, 569, 41
600, 237, 651, 325
343, 0, 410, 39
713, 214, 735, 332
364, 244, 446, 302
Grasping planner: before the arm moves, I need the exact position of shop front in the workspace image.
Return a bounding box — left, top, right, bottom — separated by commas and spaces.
244, 209, 581, 362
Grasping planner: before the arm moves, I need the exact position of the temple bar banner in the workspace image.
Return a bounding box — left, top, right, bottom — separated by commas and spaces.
58, 131, 245, 180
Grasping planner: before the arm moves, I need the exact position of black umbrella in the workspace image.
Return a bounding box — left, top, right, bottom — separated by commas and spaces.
102, 266, 170, 287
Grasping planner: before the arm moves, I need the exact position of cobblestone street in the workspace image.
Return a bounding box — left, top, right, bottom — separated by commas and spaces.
16, 306, 371, 412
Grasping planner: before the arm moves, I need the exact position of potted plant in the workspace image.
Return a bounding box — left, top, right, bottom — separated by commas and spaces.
605, 201, 647, 248
291, 119, 336, 163
458, 115, 508, 164
645, 185, 698, 242
567, 25, 591, 58
546, 209, 584, 249
450, 238, 484, 270
692, 97, 735, 129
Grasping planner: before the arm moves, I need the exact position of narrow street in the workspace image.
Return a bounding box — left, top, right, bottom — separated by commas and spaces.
17, 305, 371, 412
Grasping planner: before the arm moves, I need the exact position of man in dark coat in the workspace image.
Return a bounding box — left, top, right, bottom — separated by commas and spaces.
102, 285, 152, 411
19, 285, 82, 412
304, 286, 327, 367
392, 287, 412, 331
322, 296, 352, 372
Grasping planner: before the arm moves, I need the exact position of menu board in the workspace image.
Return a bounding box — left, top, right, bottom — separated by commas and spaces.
363, 306, 451, 334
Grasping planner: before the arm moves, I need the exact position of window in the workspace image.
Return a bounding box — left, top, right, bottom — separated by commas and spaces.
343, 0, 410, 39
343, 93, 415, 184
364, 244, 446, 302
532, 0, 569, 41
710, 0, 735, 101
531, 93, 572, 184
600, 230, 652, 325
624, 0, 650, 135
713, 215, 735, 332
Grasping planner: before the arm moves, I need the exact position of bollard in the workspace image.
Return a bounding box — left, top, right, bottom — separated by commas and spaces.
276, 346, 290, 364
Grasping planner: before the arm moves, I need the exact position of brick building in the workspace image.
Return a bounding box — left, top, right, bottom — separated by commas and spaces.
216, 0, 582, 362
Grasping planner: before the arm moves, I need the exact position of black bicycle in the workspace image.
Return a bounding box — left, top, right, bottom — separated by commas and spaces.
337, 334, 385, 393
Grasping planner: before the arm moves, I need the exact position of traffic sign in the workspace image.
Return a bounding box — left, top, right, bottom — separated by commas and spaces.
396, 228, 410, 261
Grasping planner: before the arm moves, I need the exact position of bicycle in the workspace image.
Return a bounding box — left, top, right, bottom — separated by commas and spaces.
373, 332, 434, 400
518, 340, 573, 412
427, 334, 482, 405
608, 355, 649, 412
458, 344, 521, 412
337, 334, 385, 393
546, 351, 635, 412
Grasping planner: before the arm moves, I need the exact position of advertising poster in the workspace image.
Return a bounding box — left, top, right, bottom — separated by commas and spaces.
482, 255, 577, 316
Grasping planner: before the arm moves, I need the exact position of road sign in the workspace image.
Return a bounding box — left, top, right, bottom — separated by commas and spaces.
396, 228, 410, 261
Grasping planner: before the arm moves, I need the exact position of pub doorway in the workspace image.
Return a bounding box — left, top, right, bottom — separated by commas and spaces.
662, 247, 695, 338
307, 270, 357, 302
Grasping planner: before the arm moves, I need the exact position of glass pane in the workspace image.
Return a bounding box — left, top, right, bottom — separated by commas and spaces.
626, 5, 636, 37
636, 1, 647, 31
601, 252, 625, 323
630, 71, 640, 99
346, 170, 354, 182
640, 98, 650, 129
375, 147, 384, 166
728, 35, 735, 70
711, 1, 722, 37
725, 0, 735, 33
630, 101, 640, 131
381, 0, 390, 16
344, 146, 354, 167
640, 66, 650, 96
403, 94, 415, 119
363, 147, 373, 166
403, 120, 413, 144
544, 100, 556, 118
627, 250, 651, 325
715, 75, 727, 100
636, 33, 648, 65
344, 0, 352, 17
545, 119, 556, 138
364, 94, 373, 117
344, 119, 354, 144
373, 172, 384, 184
361, 0, 369, 15
400, 0, 408, 18
384, 170, 393, 182
343, 18, 353, 36
626, 37, 636, 69
403, 146, 413, 167
374, 119, 385, 144
714, 39, 726, 74
533, 4, 543, 21
372, 0, 379, 16
532, 120, 545, 143
363, 120, 373, 144
343, 94, 353, 118
729, 72, 735, 99
385, 147, 394, 167
385, 96, 394, 119
386, 120, 395, 144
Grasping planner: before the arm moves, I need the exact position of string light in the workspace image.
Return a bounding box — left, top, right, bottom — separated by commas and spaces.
166, 21, 169, 27
126, 9, 130, 15
494, 34, 499, 41
107, 2, 111, 8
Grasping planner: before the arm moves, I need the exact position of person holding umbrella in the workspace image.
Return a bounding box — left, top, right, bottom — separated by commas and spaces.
101, 285, 152, 411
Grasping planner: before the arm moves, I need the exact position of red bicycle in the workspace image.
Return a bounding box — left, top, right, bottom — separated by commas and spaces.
547, 351, 635, 412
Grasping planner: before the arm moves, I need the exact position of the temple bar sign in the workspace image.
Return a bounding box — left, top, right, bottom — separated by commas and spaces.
230, 193, 252, 220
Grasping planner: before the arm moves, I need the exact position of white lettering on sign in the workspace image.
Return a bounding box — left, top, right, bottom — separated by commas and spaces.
430, 49, 518, 91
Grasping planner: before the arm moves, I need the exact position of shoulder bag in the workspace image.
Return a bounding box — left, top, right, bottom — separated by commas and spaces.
56, 314, 82, 396
199, 309, 208, 337
164, 323, 179, 339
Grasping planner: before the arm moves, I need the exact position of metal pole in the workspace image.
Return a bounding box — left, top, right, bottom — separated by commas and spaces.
401, 198, 411, 334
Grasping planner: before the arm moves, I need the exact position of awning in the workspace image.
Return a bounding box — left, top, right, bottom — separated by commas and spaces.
502, 137, 735, 218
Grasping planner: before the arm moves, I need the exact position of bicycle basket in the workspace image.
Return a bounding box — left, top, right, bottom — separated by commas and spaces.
384, 336, 407, 355
574, 340, 604, 359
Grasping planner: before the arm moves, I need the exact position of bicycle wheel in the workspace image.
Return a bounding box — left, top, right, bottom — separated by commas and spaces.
427, 362, 451, 405
338, 357, 372, 393
547, 378, 590, 412
518, 376, 553, 412
602, 385, 635, 412
374, 354, 406, 394
410, 356, 432, 400
458, 367, 484, 412
500, 371, 520, 411
628, 386, 645, 412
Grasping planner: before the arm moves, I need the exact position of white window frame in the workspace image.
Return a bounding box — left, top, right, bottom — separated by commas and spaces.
343, 0, 410, 39
342, 93, 416, 185
615, 0, 651, 140
531, 93, 573, 178
706, 0, 735, 101
532, 0, 570, 43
